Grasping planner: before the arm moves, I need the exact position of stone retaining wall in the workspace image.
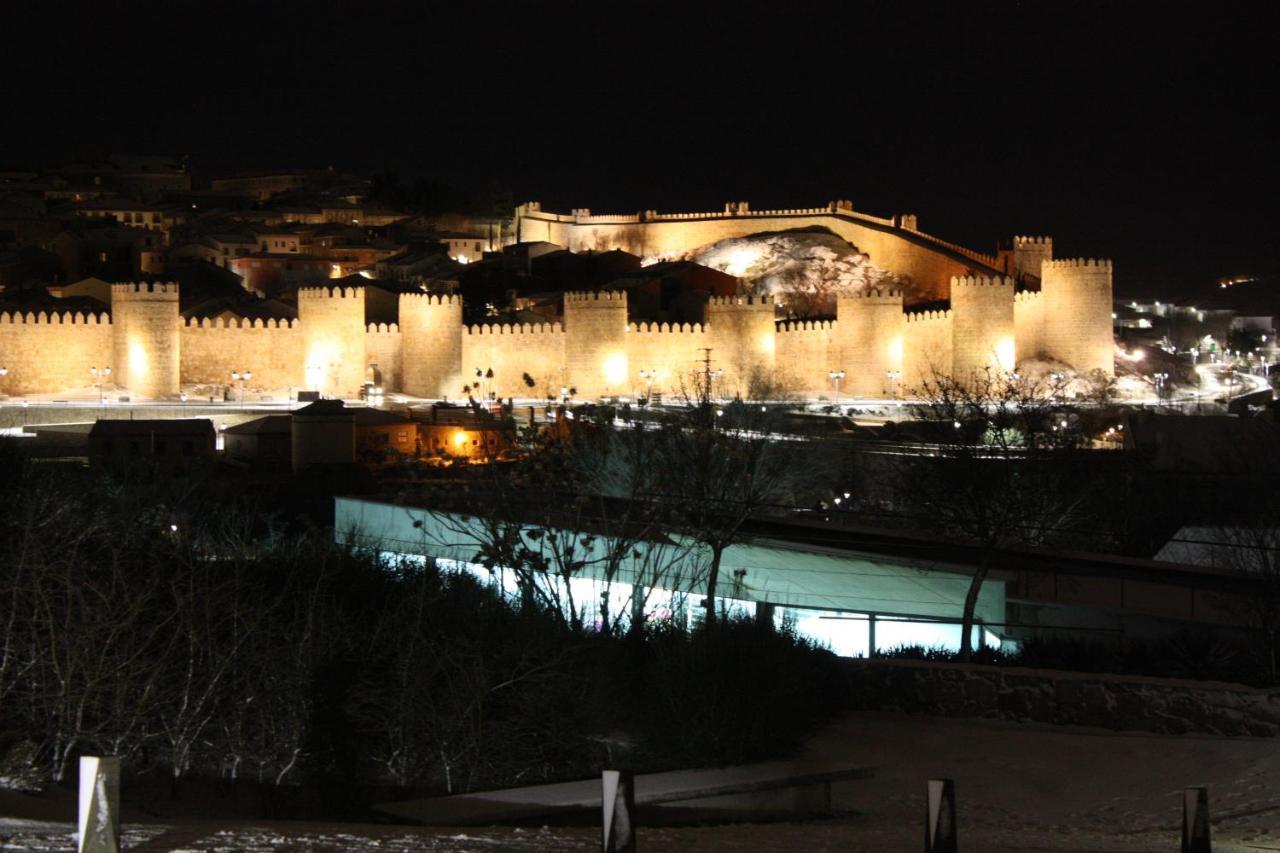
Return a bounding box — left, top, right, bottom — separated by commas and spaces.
844, 658, 1280, 737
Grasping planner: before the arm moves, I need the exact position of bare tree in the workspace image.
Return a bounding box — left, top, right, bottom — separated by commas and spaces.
893, 367, 1092, 660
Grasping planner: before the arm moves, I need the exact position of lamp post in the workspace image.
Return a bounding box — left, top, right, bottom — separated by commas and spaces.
230, 370, 252, 406
639, 368, 656, 403
0, 366, 8, 397
828, 369, 845, 406
89, 365, 111, 407
885, 369, 901, 399
1154, 372, 1168, 402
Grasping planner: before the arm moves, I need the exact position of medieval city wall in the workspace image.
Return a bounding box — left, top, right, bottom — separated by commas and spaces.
902, 309, 954, 389
516, 202, 1003, 303
627, 321, 709, 399
365, 323, 402, 392
0, 310, 112, 396
461, 322, 565, 400
1014, 290, 1045, 363
775, 320, 833, 396
297, 285, 367, 399
1042, 259, 1114, 376
179, 317, 302, 392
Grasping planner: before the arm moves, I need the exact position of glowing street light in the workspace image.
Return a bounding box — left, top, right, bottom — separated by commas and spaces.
639, 368, 656, 402
231, 369, 252, 405
828, 370, 846, 405
89, 365, 111, 406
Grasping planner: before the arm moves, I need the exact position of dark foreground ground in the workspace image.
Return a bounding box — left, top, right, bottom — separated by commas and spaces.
3, 711, 1279, 851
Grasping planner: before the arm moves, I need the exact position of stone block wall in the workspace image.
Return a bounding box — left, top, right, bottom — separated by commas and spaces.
461, 322, 565, 400
627, 321, 709, 399
844, 658, 1280, 737
179, 318, 302, 393
0, 311, 112, 396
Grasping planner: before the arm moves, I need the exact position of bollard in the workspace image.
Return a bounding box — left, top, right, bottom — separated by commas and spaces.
78, 756, 121, 853
1182, 786, 1211, 853
925, 778, 957, 853
602, 768, 636, 853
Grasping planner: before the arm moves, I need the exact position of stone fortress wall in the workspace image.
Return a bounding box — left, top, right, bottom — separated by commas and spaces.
0, 209, 1114, 401
516, 200, 1010, 303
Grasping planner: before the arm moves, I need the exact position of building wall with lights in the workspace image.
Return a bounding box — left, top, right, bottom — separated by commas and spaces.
0, 256, 1113, 400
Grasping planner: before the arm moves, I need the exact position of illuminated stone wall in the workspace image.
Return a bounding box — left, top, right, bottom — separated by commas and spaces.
951, 275, 1016, 382
1012, 235, 1053, 282
0, 310, 112, 396
461, 322, 565, 400
515, 202, 1004, 303
776, 320, 833, 396
399, 293, 462, 399
111, 282, 180, 398
1042, 259, 1114, 376
902, 309, 954, 389
179, 317, 302, 392
1014, 290, 1045, 364
297, 285, 367, 399
833, 289, 906, 397
365, 323, 402, 392
706, 296, 777, 398
627, 320, 709, 399
562, 291, 629, 399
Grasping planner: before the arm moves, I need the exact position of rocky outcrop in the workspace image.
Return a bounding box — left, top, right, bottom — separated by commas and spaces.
845, 658, 1280, 737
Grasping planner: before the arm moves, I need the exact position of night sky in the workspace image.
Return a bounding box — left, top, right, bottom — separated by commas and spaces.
5, 2, 1276, 295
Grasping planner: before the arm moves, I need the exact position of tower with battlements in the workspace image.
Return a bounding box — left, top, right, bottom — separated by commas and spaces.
400, 293, 462, 399
1041, 259, 1114, 376
564, 291, 629, 399
950, 275, 1015, 382
111, 282, 180, 399
706, 295, 777, 398
297, 285, 367, 399
834, 288, 906, 397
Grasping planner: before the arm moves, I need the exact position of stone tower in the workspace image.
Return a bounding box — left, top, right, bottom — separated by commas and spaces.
297, 285, 367, 399
834, 288, 905, 397
705, 295, 776, 398
399, 292, 462, 398
110, 282, 180, 399
950, 275, 1015, 381
563, 290, 628, 399
1012, 236, 1053, 284
1041, 259, 1114, 376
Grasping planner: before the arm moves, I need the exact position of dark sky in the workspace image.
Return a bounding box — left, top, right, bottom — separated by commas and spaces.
5, 2, 1277, 295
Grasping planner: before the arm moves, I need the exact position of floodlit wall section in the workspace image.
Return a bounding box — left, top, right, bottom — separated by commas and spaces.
0, 310, 112, 396
514, 201, 1004, 303
179, 318, 302, 391
461, 322, 565, 400
1042, 259, 1115, 376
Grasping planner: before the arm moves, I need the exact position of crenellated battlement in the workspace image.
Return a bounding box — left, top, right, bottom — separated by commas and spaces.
184, 316, 297, 330
298, 285, 364, 300
400, 292, 461, 306
839, 287, 903, 301
777, 319, 834, 332
112, 281, 178, 297
1043, 258, 1112, 271
465, 322, 563, 336
1, 310, 111, 326
1015, 235, 1052, 246
1014, 290, 1043, 304
905, 309, 953, 324
564, 290, 626, 304
707, 295, 775, 308
951, 275, 1014, 290
367, 322, 400, 335
628, 321, 706, 335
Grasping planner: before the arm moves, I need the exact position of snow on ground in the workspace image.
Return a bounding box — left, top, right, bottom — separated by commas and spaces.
3, 712, 1279, 850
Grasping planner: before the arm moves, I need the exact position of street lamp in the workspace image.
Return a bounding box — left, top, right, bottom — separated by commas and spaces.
885, 369, 901, 399
231, 370, 252, 405
1154, 372, 1168, 400
89, 365, 111, 406
639, 368, 656, 402
828, 370, 846, 405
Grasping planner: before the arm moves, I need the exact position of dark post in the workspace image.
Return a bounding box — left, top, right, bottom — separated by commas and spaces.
1182, 786, 1211, 853
602, 768, 636, 853
925, 778, 957, 853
